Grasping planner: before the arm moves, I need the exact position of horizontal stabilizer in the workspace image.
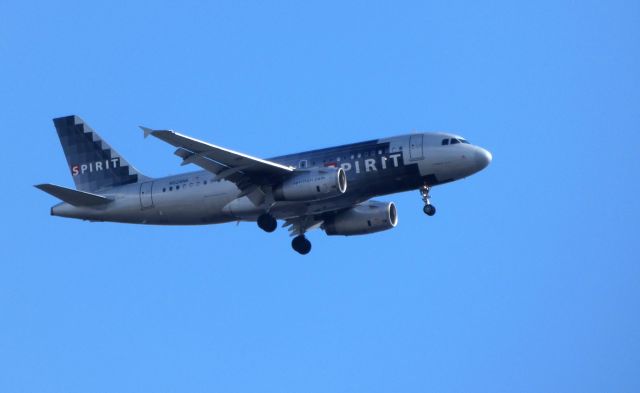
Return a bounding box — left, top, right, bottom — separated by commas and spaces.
35, 184, 113, 206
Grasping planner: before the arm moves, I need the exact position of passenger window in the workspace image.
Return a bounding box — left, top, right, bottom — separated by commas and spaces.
451, 138, 460, 144
169, 187, 173, 191
299, 160, 307, 169
442, 139, 449, 145
176, 185, 180, 190
203, 180, 207, 185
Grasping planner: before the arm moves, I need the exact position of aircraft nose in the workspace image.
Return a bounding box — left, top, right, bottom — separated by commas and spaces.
475, 147, 492, 170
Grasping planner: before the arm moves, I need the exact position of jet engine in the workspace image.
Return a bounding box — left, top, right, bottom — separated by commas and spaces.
273, 167, 347, 202
323, 200, 398, 236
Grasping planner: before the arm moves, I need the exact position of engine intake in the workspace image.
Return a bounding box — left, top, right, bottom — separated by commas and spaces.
324, 201, 398, 236
274, 167, 347, 202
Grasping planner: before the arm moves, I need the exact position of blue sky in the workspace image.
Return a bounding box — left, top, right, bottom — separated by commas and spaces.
1, 1, 639, 392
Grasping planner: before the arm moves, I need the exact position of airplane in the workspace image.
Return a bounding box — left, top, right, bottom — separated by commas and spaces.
36, 115, 492, 254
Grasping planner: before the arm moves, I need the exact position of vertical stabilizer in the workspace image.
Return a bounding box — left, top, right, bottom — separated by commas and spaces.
53, 115, 148, 192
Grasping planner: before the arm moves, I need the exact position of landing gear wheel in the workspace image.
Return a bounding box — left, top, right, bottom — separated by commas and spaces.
419, 184, 436, 217
257, 213, 277, 233
423, 204, 436, 216
291, 235, 312, 255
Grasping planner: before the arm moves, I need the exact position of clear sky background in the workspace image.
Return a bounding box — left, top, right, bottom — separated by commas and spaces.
1, 1, 639, 392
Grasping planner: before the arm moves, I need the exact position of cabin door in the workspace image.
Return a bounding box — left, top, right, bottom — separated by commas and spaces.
139, 181, 154, 209
409, 134, 424, 161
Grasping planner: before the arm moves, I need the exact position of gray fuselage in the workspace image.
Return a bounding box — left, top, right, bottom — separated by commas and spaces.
52, 132, 492, 225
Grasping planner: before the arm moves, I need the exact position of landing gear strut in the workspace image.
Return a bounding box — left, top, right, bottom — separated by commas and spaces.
420, 184, 436, 216
257, 213, 277, 233
292, 235, 312, 255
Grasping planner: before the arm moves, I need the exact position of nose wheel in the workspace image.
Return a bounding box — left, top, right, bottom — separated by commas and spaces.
423, 204, 436, 216
292, 235, 312, 255
420, 184, 436, 216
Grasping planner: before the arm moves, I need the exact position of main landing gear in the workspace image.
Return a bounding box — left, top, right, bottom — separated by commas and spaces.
420, 184, 436, 216
256, 213, 312, 255
257, 213, 277, 233
291, 235, 312, 255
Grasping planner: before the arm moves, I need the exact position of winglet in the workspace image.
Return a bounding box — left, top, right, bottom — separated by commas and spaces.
139, 126, 154, 138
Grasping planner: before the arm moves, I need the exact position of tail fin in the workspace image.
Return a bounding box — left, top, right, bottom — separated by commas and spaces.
53, 115, 148, 192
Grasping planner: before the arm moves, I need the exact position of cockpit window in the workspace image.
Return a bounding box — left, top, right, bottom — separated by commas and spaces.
441, 139, 449, 145
460, 138, 470, 144
450, 138, 460, 144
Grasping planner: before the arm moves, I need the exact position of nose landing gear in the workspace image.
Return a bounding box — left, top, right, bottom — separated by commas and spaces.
423, 204, 436, 216
420, 184, 436, 216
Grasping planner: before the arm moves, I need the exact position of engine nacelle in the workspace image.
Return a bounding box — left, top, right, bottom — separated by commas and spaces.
323, 201, 398, 236
273, 167, 347, 202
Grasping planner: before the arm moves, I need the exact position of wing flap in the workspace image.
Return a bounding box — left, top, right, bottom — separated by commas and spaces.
174, 148, 227, 173
283, 216, 324, 237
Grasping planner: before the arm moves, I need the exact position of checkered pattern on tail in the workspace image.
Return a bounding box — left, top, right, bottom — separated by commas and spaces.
53, 115, 146, 192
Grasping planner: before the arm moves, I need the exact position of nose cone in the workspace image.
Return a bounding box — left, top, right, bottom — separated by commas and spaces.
474, 147, 492, 170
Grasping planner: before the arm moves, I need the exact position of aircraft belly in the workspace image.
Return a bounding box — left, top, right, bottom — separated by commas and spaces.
149, 185, 237, 225
224, 196, 364, 221
74, 181, 237, 225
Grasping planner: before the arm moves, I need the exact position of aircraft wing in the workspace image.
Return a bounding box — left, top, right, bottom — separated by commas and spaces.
141, 127, 295, 197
